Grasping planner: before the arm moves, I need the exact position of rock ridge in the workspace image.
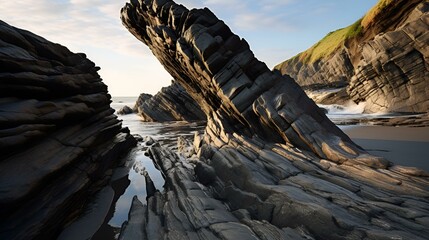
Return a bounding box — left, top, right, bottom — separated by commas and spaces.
0, 20, 136, 239
121, 0, 382, 165
134, 81, 205, 121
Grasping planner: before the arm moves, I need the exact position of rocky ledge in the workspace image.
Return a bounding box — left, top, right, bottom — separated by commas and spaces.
276, 0, 428, 113
0, 20, 136, 239
121, 0, 428, 239
133, 81, 205, 121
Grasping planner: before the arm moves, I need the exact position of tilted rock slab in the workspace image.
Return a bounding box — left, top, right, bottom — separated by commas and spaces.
121, 1, 429, 239
276, 0, 429, 113
121, 0, 384, 166
135, 81, 205, 121
0, 20, 136, 239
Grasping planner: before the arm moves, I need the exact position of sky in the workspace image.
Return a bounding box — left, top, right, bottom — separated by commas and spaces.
1, 0, 378, 96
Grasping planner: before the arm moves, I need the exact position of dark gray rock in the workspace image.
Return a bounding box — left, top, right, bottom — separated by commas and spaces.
117, 105, 134, 115
133, 93, 152, 112
134, 81, 205, 122
0, 20, 136, 239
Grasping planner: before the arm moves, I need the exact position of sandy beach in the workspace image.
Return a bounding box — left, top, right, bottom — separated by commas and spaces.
341, 125, 429, 171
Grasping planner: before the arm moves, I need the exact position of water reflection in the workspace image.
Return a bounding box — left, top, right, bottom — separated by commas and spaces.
91, 108, 205, 239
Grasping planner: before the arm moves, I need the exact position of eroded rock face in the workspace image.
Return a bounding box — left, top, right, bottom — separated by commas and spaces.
0, 20, 136, 239
276, 0, 429, 113
122, 137, 429, 240
121, 0, 382, 165
134, 81, 205, 121
121, 1, 429, 239
349, 2, 429, 113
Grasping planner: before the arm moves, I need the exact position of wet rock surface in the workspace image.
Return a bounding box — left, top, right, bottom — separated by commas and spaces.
276, 0, 429, 113
121, 0, 429, 239
134, 81, 205, 122
0, 20, 136, 239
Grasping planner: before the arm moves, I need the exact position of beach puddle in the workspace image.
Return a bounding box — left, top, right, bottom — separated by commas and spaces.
90, 147, 165, 240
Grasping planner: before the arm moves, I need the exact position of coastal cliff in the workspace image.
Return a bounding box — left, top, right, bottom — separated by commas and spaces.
134, 81, 205, 121
121, 1, 429, 239
275, 0, 429, 113
0, 20, 136, 239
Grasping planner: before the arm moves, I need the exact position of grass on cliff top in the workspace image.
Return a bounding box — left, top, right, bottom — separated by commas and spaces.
298, 18, 363, 63
278, 0, 394, 65
362, 0, 394, 28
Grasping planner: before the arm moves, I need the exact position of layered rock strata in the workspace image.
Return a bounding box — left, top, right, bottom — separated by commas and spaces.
121, 1, 429, 239
134, 81, 205, 121
0, 20, 136, 239
121, 0, 384, 165
276, 0, 429, 113
122, 137, 429, 240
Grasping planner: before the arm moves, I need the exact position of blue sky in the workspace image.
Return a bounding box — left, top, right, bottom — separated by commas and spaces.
1, 0, 377, 96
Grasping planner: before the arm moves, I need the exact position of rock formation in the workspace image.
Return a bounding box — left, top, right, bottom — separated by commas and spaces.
121, 0, 429, 239
134, 81, 205, 121
0, 20, 136, 239
276, 0, 429, 113
117, 105, 134, 115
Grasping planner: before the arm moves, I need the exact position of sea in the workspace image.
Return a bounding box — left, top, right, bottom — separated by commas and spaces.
81, 96, 428, 239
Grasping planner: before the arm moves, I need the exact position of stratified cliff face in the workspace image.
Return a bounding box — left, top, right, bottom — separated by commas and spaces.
134, 81, 205, 121
0, 20, 136, 239
121, 1, 429, 239
276, 0, 428, 113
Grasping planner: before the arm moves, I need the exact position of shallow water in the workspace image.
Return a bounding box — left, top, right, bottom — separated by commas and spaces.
89, 98, 205, 239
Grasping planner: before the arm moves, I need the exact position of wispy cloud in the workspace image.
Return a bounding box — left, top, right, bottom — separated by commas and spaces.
177, 0, 295, 32
232, 11, 295, 32
0, 0, 151, 57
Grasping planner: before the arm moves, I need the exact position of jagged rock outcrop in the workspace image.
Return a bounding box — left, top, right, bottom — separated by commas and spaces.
134, 81, 205, 121
133, 92, 153, 111
117, 105, 134, 115
276, 0, 429, 113
0, 20, 136, 239
121, 1, 429, 239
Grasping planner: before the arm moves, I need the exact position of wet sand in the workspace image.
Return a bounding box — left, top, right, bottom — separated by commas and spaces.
340, 126, 429, 171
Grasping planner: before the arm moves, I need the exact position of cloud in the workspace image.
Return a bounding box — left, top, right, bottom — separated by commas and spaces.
177, 0, 295, 32
0, 0, 151, 58
232, 11, 295, 32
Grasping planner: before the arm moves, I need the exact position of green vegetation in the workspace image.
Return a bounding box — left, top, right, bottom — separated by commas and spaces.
362, 0, 393, 28
298, 18, 363, 63
277, 0, 393, 65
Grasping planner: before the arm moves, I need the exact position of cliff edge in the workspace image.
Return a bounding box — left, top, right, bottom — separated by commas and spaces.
275, 0, 428, 113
